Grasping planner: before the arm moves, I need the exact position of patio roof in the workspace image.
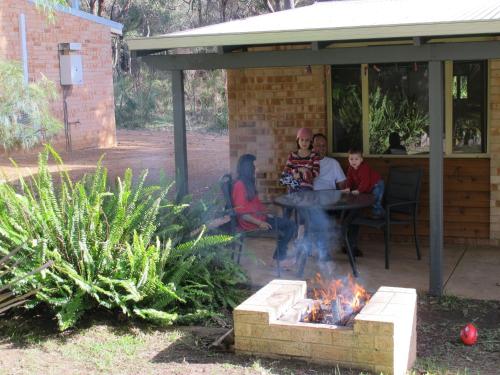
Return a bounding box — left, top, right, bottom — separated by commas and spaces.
127, 0, 500, 51
126, 0, 500, 298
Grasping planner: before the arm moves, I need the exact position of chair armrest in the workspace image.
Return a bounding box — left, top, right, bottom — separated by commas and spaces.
386, 200, 418, 211
190, 215, 232, 237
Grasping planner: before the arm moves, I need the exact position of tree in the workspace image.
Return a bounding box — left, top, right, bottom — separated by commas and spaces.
0, 60, 62, 151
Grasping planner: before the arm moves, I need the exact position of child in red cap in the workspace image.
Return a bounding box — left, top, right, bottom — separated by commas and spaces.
281, 128, 321, 256
282, 127, 320, 191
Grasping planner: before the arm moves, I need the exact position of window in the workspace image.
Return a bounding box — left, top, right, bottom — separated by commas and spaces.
368, 62, 429, 154
331, 65, 362, 153
452, 61, 487, 153
330, 60, 488, 156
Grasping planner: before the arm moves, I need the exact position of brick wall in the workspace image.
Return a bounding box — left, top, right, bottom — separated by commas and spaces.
0, 0, 116, 151
227, 66, 327, 202
490, 58, 500, 240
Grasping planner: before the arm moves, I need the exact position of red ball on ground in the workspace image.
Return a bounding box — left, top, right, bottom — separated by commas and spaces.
460, 323, 478, 345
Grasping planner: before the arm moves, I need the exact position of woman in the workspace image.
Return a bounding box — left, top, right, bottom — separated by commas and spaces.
232, 154, 297, 268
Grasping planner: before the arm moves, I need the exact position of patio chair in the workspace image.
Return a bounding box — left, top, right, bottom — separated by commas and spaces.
219, 174, 283, 276
348, 167, 423, 269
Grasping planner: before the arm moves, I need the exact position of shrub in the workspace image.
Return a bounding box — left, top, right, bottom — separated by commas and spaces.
114, 67, 171, 129
0, 246, 53, 315
0, 147, 246, 330
0, 60, 61, 151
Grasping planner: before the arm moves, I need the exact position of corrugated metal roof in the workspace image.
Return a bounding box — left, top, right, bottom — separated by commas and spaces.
128, 0, 500, 50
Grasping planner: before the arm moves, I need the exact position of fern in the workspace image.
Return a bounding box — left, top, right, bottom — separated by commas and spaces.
0, 147, 247, 329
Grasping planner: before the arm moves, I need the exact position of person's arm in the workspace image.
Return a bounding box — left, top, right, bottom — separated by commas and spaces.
232, 181, 270, 229
337, 179, 347, 190
283, 153, 301, 180
311, 153, 321, 178
343, 167, 353, 191
240, 214, 271, 230
356, 164, 372, 193
283, 153, 294, 174
333, 160, 347, 190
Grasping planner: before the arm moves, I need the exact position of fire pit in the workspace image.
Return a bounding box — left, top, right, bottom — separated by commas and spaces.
234, 279, 416, 375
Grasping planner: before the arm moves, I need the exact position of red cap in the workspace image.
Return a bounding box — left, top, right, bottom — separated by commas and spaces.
296, 127, 312, 140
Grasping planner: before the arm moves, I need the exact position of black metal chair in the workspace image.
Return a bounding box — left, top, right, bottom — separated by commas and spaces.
348, 167, 423, 269
219, 174, 282, 276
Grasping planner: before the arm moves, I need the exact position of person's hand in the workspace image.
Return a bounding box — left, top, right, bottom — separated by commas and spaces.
351, 190, 360, 195
341, 188, 350, 193
293, 171, 301, 179
258, 221, 272, 230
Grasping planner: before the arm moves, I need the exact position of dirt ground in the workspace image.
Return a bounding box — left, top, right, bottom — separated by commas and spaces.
0, 294, 499, 375
0, 129, 229, 197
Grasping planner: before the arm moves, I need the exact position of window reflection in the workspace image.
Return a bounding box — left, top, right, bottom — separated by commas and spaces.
331, 65, 362, 153
368, 62, 429, 155
453, 61, 487, 153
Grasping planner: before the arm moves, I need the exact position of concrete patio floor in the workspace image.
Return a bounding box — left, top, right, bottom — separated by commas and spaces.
239, 237, 500, 301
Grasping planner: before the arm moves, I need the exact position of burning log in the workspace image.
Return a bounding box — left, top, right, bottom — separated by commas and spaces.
331, 296, 343, 324
300, 274, 371, 326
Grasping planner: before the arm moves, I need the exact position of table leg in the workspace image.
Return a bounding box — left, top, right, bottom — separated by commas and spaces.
342, 211, 359, 277
295, 208, 311, 278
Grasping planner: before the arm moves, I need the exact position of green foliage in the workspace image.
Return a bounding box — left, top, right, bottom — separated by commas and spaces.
369, 87, 429, 154
184, 69, 228, 134
0, 60, 62, 151
114, 67, 171, 129
0, 147, 246, 330
114, 67, 228, 133
0, 246, 53, 315
32, 0, 68, 22
332, 84, 362, 149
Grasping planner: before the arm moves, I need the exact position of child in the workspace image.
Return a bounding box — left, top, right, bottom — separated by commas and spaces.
232, 154, 297, 268
281, 128, 320, 191
280, 128, 320, 257
342, 148, 385, 218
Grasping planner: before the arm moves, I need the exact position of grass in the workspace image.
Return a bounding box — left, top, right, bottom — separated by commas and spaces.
412, 358, 480, 375
2, 292, 500, 374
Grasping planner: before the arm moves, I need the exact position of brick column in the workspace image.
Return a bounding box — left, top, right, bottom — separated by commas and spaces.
490, 58, 500, 240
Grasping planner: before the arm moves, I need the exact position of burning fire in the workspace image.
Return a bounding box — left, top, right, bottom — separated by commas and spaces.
302, 273, 371, 326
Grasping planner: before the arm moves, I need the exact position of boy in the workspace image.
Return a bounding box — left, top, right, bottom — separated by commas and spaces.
342, 149, 385, 218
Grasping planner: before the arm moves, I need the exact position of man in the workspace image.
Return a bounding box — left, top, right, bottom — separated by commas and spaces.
310, 133, 360, 258
312, 133, 346, 190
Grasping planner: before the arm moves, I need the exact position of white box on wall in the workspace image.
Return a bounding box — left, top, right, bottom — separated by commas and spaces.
59, 55, 83, 85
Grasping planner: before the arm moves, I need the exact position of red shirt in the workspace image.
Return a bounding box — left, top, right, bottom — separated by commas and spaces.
346, 162, 381, 193
231, 180, 267, 231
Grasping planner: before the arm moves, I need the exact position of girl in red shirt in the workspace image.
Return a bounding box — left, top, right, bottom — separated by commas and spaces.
232, 154, 297, 267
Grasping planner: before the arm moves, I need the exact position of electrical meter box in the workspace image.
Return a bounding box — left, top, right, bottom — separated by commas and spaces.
59, 55, 83, 85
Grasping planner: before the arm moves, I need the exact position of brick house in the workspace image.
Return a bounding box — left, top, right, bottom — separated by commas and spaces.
0, 0, 122, 150
128, 0, 500, 294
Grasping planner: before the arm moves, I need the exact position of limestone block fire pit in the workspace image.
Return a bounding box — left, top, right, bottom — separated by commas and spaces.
234, 280, 416, 375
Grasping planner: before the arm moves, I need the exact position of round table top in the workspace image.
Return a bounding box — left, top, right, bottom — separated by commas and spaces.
274, 189, 374, 211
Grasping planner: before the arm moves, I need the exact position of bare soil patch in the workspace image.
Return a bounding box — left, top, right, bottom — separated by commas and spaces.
0, 129, 229, 196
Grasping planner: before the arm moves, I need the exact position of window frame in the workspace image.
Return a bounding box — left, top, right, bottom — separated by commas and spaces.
327, 60, 490, 159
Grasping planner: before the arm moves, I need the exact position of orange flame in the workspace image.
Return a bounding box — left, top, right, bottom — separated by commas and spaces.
303, 273, 371, 325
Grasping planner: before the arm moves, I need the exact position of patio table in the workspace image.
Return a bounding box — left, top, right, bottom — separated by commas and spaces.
274, 189, 374, 277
